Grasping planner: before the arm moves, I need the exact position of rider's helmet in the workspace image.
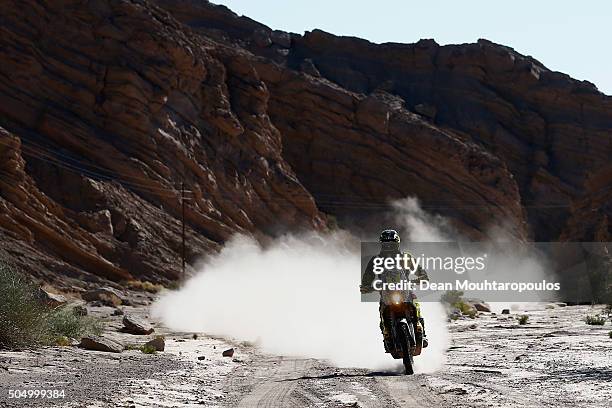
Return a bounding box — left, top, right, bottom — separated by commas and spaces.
379, 229, 400, 252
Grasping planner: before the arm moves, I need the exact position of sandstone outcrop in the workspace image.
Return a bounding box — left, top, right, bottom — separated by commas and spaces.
0, 0, 610, 286
0, 0, 323, 285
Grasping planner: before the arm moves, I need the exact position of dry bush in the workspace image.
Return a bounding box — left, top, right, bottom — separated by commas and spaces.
584, 315, 606, 326
124, 279, 164, 293
0, 264, 102, 349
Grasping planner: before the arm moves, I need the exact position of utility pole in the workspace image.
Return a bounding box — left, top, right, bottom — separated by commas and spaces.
181, 181, 186, 283
179, 181, 193, 284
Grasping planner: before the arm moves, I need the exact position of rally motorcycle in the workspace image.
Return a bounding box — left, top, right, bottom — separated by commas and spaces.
381, 290, 424, 375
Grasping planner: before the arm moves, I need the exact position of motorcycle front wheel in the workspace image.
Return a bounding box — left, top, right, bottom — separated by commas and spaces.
399, 323, 414, 375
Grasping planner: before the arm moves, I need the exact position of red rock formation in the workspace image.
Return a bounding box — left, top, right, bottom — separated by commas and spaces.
0, 0, 323, 286
0, 0, 610, 286
285, 32, 612, 241
155, 0, 611, 242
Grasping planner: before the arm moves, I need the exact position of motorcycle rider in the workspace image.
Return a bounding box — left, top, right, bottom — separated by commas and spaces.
360, 229, 429, 351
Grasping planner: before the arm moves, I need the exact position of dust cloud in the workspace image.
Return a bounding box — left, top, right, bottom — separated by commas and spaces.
392, 197, 452, 243
152, 202, 450, 372
152, 197, 557, 373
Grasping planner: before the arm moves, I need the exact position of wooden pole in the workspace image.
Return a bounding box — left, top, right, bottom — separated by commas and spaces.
181, 181, 186, 282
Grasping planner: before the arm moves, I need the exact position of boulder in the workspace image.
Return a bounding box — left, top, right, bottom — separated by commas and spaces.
122, 314, 154, 335
501, 309, 511, 315
222, 348, 235, 357
76, 210, 113, 235
144, 336, 165, 352
80, 336, 123, 353
473, 302, 491, 312
38, 289, 67, 308
82, 287, 124, 307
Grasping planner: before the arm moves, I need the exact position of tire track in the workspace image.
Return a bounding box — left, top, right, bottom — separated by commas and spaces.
380, 375, 447, 408
224, 353, 433, 408
236, 357, 312, 407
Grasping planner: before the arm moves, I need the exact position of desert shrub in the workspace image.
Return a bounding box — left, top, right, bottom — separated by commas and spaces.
166, 280, 181, 290
584, 315, 606, 326
325, 214, 339, 230
441, 290, 464, 305
455, 301, 477, 318
124, 280, 164, 293
47, 306, 102, 340
55, 336, 71, 347
0, 264, 50, 349
609, 331, 612, 339
143, 281, 164, 293
440, 290, 477, 317
518, 315, 529, 325
0, 264, 102, 349
140, 344, 157, 354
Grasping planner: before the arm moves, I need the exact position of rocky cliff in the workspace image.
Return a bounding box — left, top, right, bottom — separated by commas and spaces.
0, 0, 610, 287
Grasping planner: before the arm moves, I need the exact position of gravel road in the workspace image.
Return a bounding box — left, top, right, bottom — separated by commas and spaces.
0, 303, 610, 407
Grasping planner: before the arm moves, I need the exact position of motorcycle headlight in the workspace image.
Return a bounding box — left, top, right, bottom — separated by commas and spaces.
391, 292, 402, 305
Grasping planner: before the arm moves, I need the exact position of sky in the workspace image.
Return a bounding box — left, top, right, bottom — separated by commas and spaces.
213, 0, 611, 95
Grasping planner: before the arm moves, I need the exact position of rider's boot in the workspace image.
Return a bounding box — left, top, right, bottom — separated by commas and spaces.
382, 327, 392, 352
420, 317, 429, 348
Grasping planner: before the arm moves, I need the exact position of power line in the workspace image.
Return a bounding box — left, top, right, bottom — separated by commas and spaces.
15, 137, 167, 186
0, 135, 603, 211
15, 141, 181, 195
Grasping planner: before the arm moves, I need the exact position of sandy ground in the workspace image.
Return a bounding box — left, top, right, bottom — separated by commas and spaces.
0, 302, 610, 407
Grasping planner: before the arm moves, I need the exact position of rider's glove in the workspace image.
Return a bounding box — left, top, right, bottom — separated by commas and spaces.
359, 284, 373, 294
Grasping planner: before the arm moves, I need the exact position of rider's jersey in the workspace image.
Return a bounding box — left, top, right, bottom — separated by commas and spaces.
361, 249, 429, 303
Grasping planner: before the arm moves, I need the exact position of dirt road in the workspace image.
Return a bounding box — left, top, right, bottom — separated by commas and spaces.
219, 353, 447, 407
220, 304, 611, 408
0, 304, 610, 407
